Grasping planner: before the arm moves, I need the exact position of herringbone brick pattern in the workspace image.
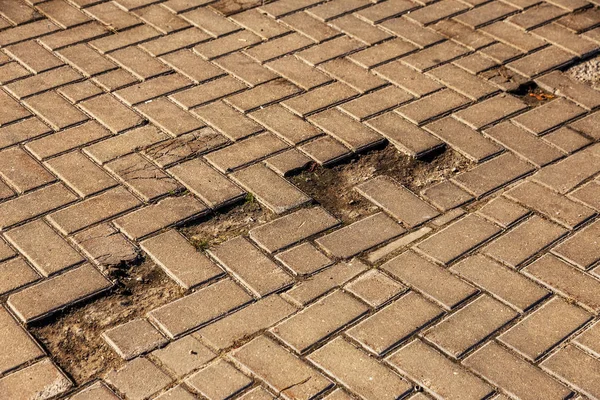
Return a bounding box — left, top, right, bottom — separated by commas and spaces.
0, 0, 600, 398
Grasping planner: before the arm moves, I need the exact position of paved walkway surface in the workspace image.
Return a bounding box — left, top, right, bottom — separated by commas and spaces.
1, 0, 600, 398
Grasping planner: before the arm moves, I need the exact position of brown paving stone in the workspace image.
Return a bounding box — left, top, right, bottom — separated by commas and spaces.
108, 46, 170, 81
345, 269, 406, 308
541, 344, 600, 400
280, 10, 340, 42
347, 291, 443, 355
282, 81, 358, 117
433, 19, 496, 51
102, 318, 168, 360
195, 30, 262, 60
421, 180, 474, 211
230, 9, 290, 39
141, 28, 210, 57
452, 53, 498, 74
24, 90, 89, 130
348, 38, 417, 69
71, 223, 138, 268
214, 52, 278, 87
0, 89, 30, 126
4, 40, 63, 74
480, 20, 546, 52
93, 68, 139, 92
427, 63, 499, 101
534, 22, 598, 57
0, 258, 39, 296
387, 339, 494, 400
160, 50, 224, 84
237, 387, 275, 400
332, 15, 392, 45
132, 4, 189, 33
374, 61, 443, 97
381, 16, 445, 48
85, 125, 168, 164
451, 254, 549, 312
56, 43, 117, 77
137, 97, 204, 137
225, 79, 301, 113
397, 89, 471, 125
0, 62, 30, 85
297, 35, 364, 66
86, 1, 142, 30
141, 229, 223, 290
5, 65, 82, 99
231, 336, 333, 399
265, 55, 332, 90
319, 57, 387, 92
402, 41, 470, 72
453, 93, 528, 129
275, 242, 332, 276
479, 42, 523, 64
512, 97, 586, 136
106, 357, 173, 400
115, 73, 193, 106
272, 290, 369, 353
185, 360, 252, 400
455, 1, 518, 28
0, 19, 60, 47
79, 94, 144, 134
307, 337, 413, 399
536, 70, 600, 110
193, 101, 263, 141
570, 180, 600, 211
463, 341, 572, 400
0, 146, 55, 194
507, 45, 576, 79
250, 104, 321, 145
155, 385, 196, 400
508, 2, 568, 30
574, 320, 600, 357
544, 126, 592, 154
552, 219, 600, 269
0, 305, 44, 375
570, 111, 600, 139
8, 263, 112, 323
339, 86, 413, 121
69, 382, 121, 400
499, 296, 591, 360
151, 335, 216, 378
299, 135, 352, 166
406, 0, 469, 26
0, 359, 72, 400
209, 236, 293, 297
181, 7, 240, 37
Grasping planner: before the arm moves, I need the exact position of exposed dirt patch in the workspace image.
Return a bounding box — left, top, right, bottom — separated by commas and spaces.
566, 55, 600, 89
292, 145, 472, 222
510, 81, 557, 107
30, 259, 184, 385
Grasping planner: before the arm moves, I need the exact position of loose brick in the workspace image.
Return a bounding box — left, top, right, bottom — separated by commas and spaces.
0, 258, 39, 296
347, 291, 443, 355
541, 345, 600, 400
387, 339, 494, 400
484, 216, 567, 267
137, 97, 204, 137
424, 295, 517, 358
299, 135, 352, 165
512, 98, 586, 135
426, 117, 503, 162
507, 45, 575, 79
141, 229, 223, 289
194, 30, 262, 60
114, 195, 207, 241
79, 94, 143, 134
339, 85, 414, 121
451, 254, 549, 312
114, 73, 192, 106
0, 184, 77, 230
148, 279, 251, 338
170, 75, 247, 109
185, 360, 252, 400
105, 358, 173, 400
250, 206, 339, 253
193, 101, 263, 141
209, 236, 293, 297
232, 336, 333, 399
345, 269, 405, 308
421, 181, 474, 211
355, 176, 439, 227
71, 223, 138, 268
381, 16, 445, 48
536, 70, 600, 110
0, 305, 44, 374
0, 359, 72, 400
505, 181, 595, 229
85, 125, 168, 164
308, 337, 412, 399
453, 94, 528, 129
415, 214, 501, 264
397, 89, 471, 125
151, 335, 216, 378
499, 297, 591, 360
282, 81, 358, 117
195, 295, 296, 351
8, 263, 111, 323
366, 112, 444, 157
317, 212, 405, 259
366, 227, 432, 264
103, 318, 167, 360
275, 242, 333, 276
272, 290, 368, 353
308, 108, 384, 151
161, 49, 224, 84
453, 153, 535, 197
0, 147, 55, 194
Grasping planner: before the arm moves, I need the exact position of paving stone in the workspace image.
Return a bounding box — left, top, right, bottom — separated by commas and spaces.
433, 19, 496, 51
570, 180, 600, 211
195, 294, 295, 351
237, 387, 275, 400
193, 101, 263, 141
209, 236, 293, 297
136, 98, 203, 137
397, 89, 471, 125
169, 158, 245, 209
264, 149, 311, 176
508, 2, 568, 30
68, 382, 121, 400
102, 318, 168, 360
93, 68, 139, 92
47, 186, 141, 235
275, 242, 333, 276
141, 28, 210, 57
366, 227, 432, 263
85, 125, 168, 164
232, 336, 333, 399
381, 16, 446, 48
71, 223, 138, 269
115, 73, 193, 106
28, 89, 89, 130
480, 20, 546, 52
79, 94, 144, 134
141, 229, 223, 290
245, 32, 314, 63
106, 357, 173, 400
345, 269, 406, 308
574, 320, 600, 357
453, 152, 535, 197
0, 62, 30, 85
451, 254, 549, 312
507, 45, 575, 79
181, 6, 240, 37
282, 82, 358, 117
0, 258, 39, 296
453, 94, 528, 129
512, 98, 586, 135
353, 0, 418, 23
421, 180, 474, 211
541, 344, 600, 400
283, 259, 367, 307
455, 1, 518, 28
452, 53, 498, 74
339, 86, 414, 121
4, 65, 82, 99
499, 296, 591, 360
279, 10, 340, 42
194, 30, 262, 60
427, 64, 499, 101
114, 195, 208, 241
160, 50, 223, 85
8, 263, 111, 323
348, 38, 417, 69
204, 132, 288, 173
347, 291, 442, 355
151, 335, 216, 378
299, 135, 352, 166
570, 112, 600, 139
534, 22, 598, 57
484, 216, 567, 267
424, 295, 518, 358
5, 40, 63, 73
89, 25, 160, 53
0, 306, 44, 375
56, 43, 117, 78
226, 79, 301, 113
374, 61, 443, 97
557, 6, 600, 32
0, 146, 55, 194
552, 219, 600, 269
271, 290, 368, 353
0, 359, 72, 400
86, 1, 142, 30
415, 214, 501, 264
0, 19, 60, 47
505, 181, 595, 229
319, 57, 387, 93
297, 35, 364, 66
185, 360, 252, 400
265, 55, 332, 90
479, 41, 523, 64
387, 339, 494, 400
536, 70, 600, 110
132, 4, 189, 33
214, 52, 278, 87
307, 337, 412, 400
402, 41, 470, 72
154, 385, 196, 400
543, 127, 591, 154
406, 0, 469, 26
5, 219, 84, 277
477, 196, 527, 228
148, 279, 251, 338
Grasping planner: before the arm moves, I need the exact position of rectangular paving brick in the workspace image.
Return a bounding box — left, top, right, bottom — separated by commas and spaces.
347, 291, 443, 355
397, 89, 471, 125
297, 35, 364, 66
427, 63, 499, 101
148, 279, 252, 338
4, 65, 82, 99
249, 104, 321, 145
374, 61, 443, 97
245, 32, 314, 63
225, 79, 301, 113
381, 16, 445, 48
92, 68, 139, 92
402, 41, 470, 72
151, 336, 216, 378
114, 73, 193, 106
0, 306, 44, 375
170, 75, 246, 110
79, 94, 143, 134
249, 206, 339, 253
265, 55, 333, 90
136, 98, 204, 138
0, 258, 39, 296
8, 263, 111, 323
279, 11, 340, 42
453, 94, 528, 129
231, 336, 332, 399
453, 152, 535, 197
230, 9, 290, 40
71, 223, 138, 269
5, 40, 63, 74
541, 345, 600, 400
415, 214, 501, 264
108, 46, 170, 81
0, 359, 72, 400
345, 269, 405, 308
387, 339, 494, 400
209, 236, 293, 298
0, 89, 30, 126
383, 250, 478, 310
0, 147, 55, 194
499, 297, 591, 361
316, 212, 405, 259
185, 359, 251, 400
181, 6, 240, 37
512, 98, 586, 136
480, 21, 546, 52
141, 229, 223, 290
534, 22, 598, 57
114, 195, 208, 241
505, 181, 595, 229
193, 101, 263, 141
0, 184, 77, 230
318, 57, 387, 93
84, 125, 168, 164
0, 20, 60, 47
451, 254, 549, 313
102, 318, 167, 360
271, 290, 368, 353
424, 295, 518, 358
275, 242, 332, 276
231, 163, 311, 214
195, 295, 296, 351
89, 24, 160, 53
535, 70, 600, 110
47, 186, 141, 235
194, 30, 261, 60
507, 45, 575, 79
57, 43, 117, 77
160, 49, 224, 84
339, 86, 414, 121
308, 337, 412, 400
552, 220, 600, 269
105, 357, 173, 400
508, 2, 568, 30
24, 90, 89, 130
282, 81, 358, 117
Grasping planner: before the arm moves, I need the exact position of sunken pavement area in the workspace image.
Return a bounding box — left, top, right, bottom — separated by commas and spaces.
2, 0, 600, 399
